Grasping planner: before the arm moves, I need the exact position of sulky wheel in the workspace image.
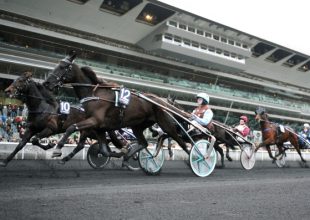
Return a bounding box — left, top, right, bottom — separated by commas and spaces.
240, 144, 256, 170
189, 139, 217, 177
138, 140, 164, 175
87, 143, 110, 169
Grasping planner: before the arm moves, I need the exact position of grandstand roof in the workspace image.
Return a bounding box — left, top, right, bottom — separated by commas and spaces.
0, 0, 309, 89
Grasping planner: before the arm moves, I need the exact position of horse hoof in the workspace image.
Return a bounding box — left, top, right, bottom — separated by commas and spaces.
0, 161, 7, 167
122, 161, 140, 171
227, 157, 233, 162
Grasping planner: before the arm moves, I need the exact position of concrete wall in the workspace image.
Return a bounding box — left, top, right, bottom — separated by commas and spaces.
1, 142, 310, 162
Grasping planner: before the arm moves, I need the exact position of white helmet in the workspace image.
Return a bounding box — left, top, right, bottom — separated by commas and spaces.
304, 123, 310, 128
196, 93, 210, 104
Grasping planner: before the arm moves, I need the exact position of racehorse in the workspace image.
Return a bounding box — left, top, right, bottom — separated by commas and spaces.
43, 52, 194, 163
254, 107, 307, 166
0, 71, 124, 167
166, 96, 250, 168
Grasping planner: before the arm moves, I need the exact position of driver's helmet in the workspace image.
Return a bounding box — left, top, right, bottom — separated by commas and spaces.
240, 115, 248, 123
196, 93, 210, 104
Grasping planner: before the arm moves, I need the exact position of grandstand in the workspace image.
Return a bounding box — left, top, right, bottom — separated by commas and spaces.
0, 0, 310, 131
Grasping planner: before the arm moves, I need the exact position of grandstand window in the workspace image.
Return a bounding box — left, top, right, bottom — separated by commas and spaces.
179, 24, 187, 30
136, 3, 175, 26
224, 51, 230, 57
208, 47, 215, 52
66, 0, 89, 4
197, 29, 204, 36
174, 36, 182, 43
235, 42, 241, 47
216, 49, 222, 54
242, 44, 248, 49
164, 34, 173, 41
200, 44, 208, 50
205, 32, 212, 38
183, 39, 190, 46
298, 61, 310, 72
192, 41, 199, 48
283, 55, 307, 67
213, 35, 219, 41
238, 55, 244, 60
100, 0, 142, 16
168, 20, 177, 27
266, 49, 292, 63
228, 40, 234, 45
231, 53, 236, 58
188, 26, 195, 33
252, 42, 275, 57
221, 37, 227, 43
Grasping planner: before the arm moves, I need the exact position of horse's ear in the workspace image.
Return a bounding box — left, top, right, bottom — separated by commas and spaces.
67, 50, 77, 62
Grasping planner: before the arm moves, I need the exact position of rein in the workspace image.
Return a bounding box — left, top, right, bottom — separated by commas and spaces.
64, 83, 120, 89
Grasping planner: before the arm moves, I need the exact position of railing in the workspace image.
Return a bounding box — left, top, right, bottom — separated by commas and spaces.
1, 41, 310, 114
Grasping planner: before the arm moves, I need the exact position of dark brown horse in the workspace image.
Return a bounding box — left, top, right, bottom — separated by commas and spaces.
254, 107, 307, 166
43, 52, 193, 163
167, 96, 251, 168
0, 71, 124, 167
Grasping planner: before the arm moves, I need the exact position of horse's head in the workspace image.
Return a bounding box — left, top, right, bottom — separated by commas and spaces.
5, 71, 33, 99
43, 50, 77, 91
255, 106, 268, 122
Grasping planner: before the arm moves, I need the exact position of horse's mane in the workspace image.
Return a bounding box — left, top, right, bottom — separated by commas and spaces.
80, 66, 119, 87
35, 82, 57, 106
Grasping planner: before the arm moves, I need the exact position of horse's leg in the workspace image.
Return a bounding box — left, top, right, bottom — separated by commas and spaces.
108, 131, 125, 150
265, 145, 277, 163
0, 129, 34, 167
124, 127, 148, 159
31, 128, 57, 150
290, 134, 307, 164
167, 137, 173, 158
225, 145, 233, 162
52, 117, 98, 157
214, 142, 225, 168
275, 144, 284, 157
60, 132, 87, 164
31, 138, 56, 150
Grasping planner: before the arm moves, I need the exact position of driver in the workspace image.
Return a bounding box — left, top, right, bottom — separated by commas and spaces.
233, 115, 250, 140
298, 123, 310, 148
190, 92, 213, 129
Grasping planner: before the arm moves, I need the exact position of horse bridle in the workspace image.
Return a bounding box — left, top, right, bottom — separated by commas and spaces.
10, 77, 32, 100
48, 58, 73, 88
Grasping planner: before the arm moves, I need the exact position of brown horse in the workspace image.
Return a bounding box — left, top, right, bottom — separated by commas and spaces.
0, 71, 124, 167
254, 107, 307, 166
43, 52, 193, 163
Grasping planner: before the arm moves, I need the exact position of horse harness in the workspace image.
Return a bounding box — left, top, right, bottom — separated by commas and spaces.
74, 83, 132, 127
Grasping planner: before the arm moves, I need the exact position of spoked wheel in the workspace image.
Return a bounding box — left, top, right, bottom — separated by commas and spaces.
189, 139, 217, 177
240, 144, 256, 170
138, 140, 164, 175
87, 143, 110, 169
275, 149, 286, 168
